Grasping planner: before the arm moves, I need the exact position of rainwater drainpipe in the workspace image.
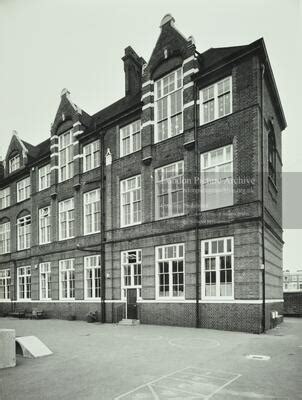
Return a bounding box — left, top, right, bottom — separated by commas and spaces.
193, 79, 200, 328
260, 63, 266, 333
100, 130, 106, 324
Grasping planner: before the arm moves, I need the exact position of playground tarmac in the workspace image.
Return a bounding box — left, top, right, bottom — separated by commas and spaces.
0, 317, 301, 400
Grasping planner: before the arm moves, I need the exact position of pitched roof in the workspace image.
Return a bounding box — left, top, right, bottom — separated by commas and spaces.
197, 45, 248, 71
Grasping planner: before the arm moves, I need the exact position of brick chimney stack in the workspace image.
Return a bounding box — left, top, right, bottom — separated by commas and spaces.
122, 46, 146, 96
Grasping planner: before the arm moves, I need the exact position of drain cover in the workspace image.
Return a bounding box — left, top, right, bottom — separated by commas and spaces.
246, 354, 271, 361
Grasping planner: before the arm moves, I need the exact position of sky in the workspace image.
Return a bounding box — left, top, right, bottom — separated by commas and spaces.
0, 0, 301, 271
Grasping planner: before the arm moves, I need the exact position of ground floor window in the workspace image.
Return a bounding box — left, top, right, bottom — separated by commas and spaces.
17, 266, 31, 300
40, 263, 51, 300
201, 237, 234, 299
84, 255, 101, 299
156, 243, 185, 299
59, 259, 75, 300
0, 269, 11, 300
121, 249, 142, 299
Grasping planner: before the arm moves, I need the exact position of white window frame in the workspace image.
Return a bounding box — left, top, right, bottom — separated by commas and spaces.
39, 206, 51, 245
17, 177, 31, 203
200, 76, 232, 125
17, 266, 31, 301
84, 255, 101, 300
0, 187, 10, 210
83, 189, 101, 235
83, 140, 100, 172
155, 160, 184, 220
59, 198, 75, 240
58, 131, 73, 182
155, 243, 185, 300
9, 154, 20, 173
154, 68, 183, 143
59, 259, 75, 300
39, 262, 51, 300
121, 249, 142, 300
17, 215, 31, 251
120, 175, 142, 227
120, 120, 141, 157
38, 164, 51, 191
0, 221, 10, 254
0, 269, 11, 300
201, 237, 234, 300
200, 145, 233, 211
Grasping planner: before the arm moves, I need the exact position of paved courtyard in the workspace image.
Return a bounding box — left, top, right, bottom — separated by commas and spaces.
0, 317, 301, 400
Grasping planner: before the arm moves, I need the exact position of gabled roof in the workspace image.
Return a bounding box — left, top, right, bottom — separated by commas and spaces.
197, 45, 248, 71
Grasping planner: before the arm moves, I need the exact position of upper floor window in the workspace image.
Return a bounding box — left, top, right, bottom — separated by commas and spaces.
120, 175, 142, 227
84, 255, 101, 299
0, 221, 10, 254
155, 68, 183, 143
39, 206, 51, 245
40, 262, 51, 300
201, 237, 234, 299
9, 154, 20, 173
59, 259, 75, 300
268, 130, 276, 184
200, 145, 233, 211
39, 164, 51, 191
121, 249, 142, 300
0, 187, 10, 210
200, 76, 232, 125
17, 215, 31, 250
155, 161, 184, 220
83, 140, 100, 172
156, 243, 184, 299
83, 189, 101, 235
17, 177, 31, 202
59, 131, 73, 182
0, 269, 11, 300
120, 120, 141, 157
17, 266, 31, 300
59, 198, 74, 240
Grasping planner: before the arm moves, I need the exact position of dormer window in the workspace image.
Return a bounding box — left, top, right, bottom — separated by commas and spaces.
9, 154, 20, 173
155, 68, 183, 143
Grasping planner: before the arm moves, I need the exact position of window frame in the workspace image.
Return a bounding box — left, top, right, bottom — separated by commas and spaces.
0, 269, 11, 301
58, 131, 74, 182
17, 266, 31, 301
201, 237, 234, 300
84, 255, 101, 300
199, 76, 232, 125
120, 175, 142, 227
155, 160, 184, 220
121, 249, 142, 300
0, 221, 10, 254
58, 198, 75, 241
83, 140, 101, 172
0, 187, 10, 210
39, 262, 51, 300
154, 68, 183, 143
83, 189, 101, 235
39, 206, 51, 245
17, 177, 31, 203
59, 259, 75, 300
38, 164, 51, 191
155, 243, 185, 300
200, 145, 233, 211
9, 154, 20, 173
120, 120, 141, 157
17, 215, 31, 251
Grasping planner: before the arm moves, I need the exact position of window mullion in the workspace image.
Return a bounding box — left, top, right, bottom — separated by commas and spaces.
216, 255, 220, 297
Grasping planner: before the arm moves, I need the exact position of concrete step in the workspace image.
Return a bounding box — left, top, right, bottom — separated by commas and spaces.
118, 319, 140, 326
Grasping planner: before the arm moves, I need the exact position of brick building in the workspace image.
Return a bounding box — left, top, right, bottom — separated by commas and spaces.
283, 270, 302, 292
0, 15, 286, 333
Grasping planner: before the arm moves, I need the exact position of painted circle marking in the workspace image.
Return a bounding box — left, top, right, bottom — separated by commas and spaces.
168, 337, 220, 349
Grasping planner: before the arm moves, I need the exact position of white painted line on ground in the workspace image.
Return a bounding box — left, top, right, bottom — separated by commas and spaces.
168, 337, 221, 349
205, 373, 241, 399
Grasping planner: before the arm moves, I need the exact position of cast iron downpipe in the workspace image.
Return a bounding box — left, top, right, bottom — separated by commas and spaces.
193, 77, 200, 328
260, 63, 266, 333
100, 130, 106, 324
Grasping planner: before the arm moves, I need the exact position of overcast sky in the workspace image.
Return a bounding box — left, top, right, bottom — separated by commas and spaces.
0, 0, 301, 271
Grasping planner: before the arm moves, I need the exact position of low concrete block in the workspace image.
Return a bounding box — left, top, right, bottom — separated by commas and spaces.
0, 329, 16, 369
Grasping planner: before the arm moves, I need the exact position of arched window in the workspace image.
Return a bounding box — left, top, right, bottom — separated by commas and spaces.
268, 125, 276, 184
